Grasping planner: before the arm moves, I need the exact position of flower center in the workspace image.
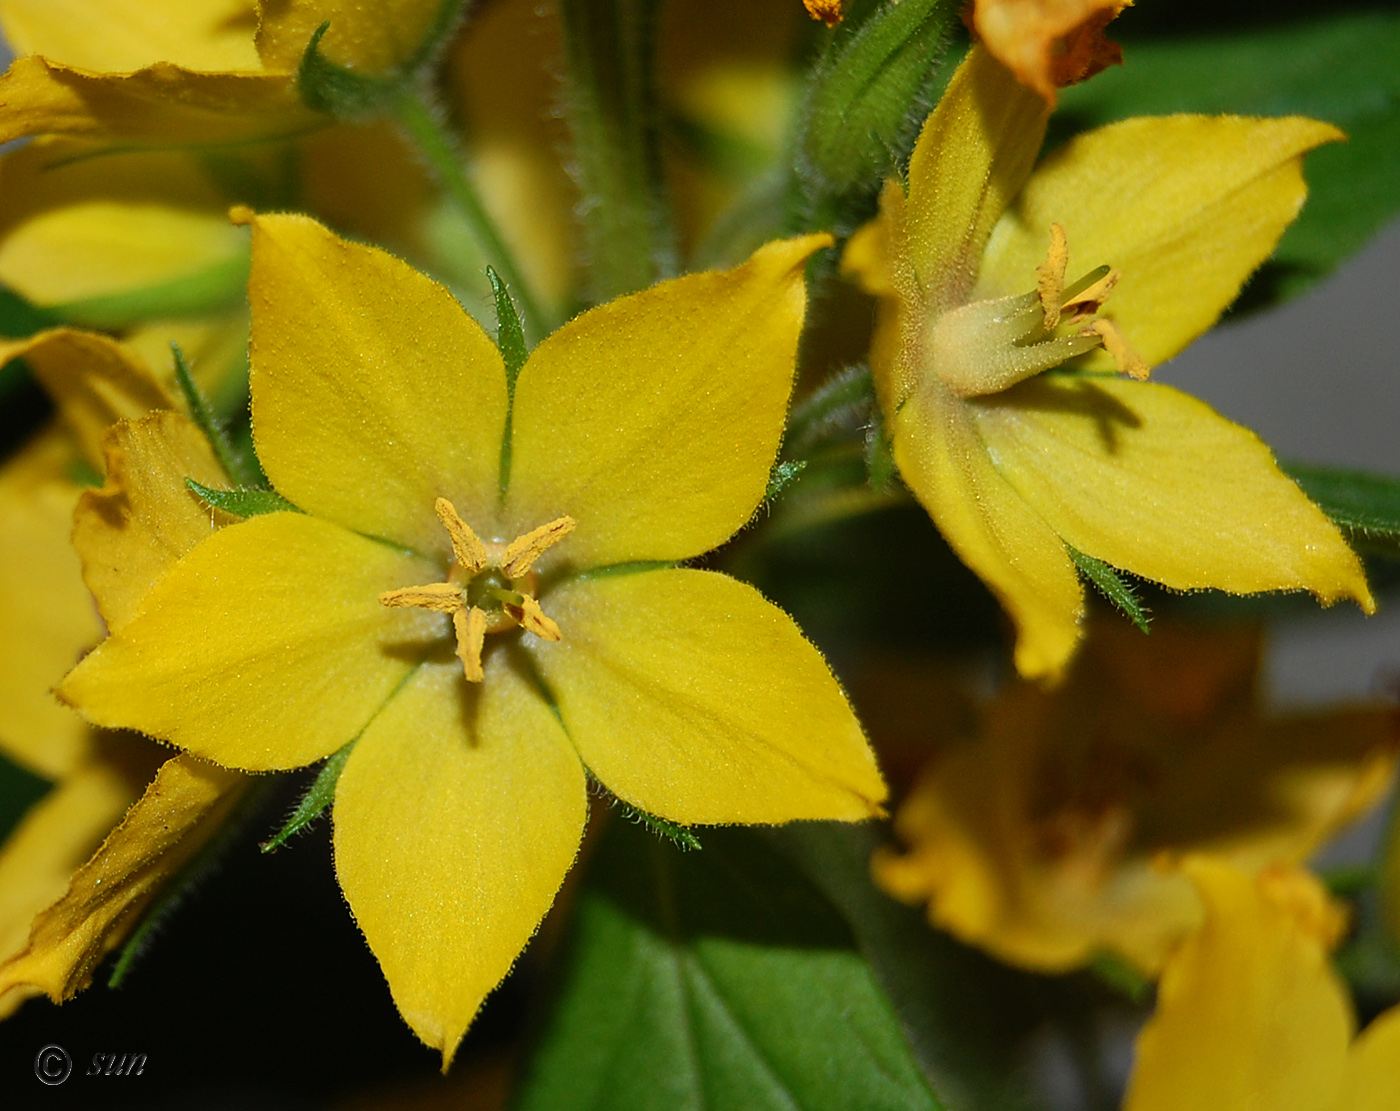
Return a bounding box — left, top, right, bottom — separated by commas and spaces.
930, 222, 1149, 398
378, 498, 575, 683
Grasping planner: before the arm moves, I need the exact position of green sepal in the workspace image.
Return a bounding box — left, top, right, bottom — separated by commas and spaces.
68, 457, 104, 489
763, 459, 808, 507
1283, 462, 1400, 539
0, 284, 60, 339
795, 0, 961, 231
486, 266, 529, 395
615, 801, 702, 853
1088, 950, 1152, 1004
489, 266, 530, 500
1067, 545, 1151, 633
864, 410, 898, 493
260, 744, 353, 853
514, 820, 946, 1111
785, 365, 876, 458
186, 478, 300, 519
296, 23, 402, 118
298, 2, 468, 118
172, 344, 263, 489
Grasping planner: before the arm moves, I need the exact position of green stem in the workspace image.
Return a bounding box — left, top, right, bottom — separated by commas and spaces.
392, 87, 550, 339
559, 0, 675, 301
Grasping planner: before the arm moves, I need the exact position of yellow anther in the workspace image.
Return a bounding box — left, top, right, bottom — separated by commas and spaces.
1036, 223, 1069, 329
453, 605, 488, 683
501, 516, 577, 580
435, 497, 488, 574
1089, 319, 1150, 381
511, 595, 563, 642
379, 582, 463, 612
1063, 268, 1120, 317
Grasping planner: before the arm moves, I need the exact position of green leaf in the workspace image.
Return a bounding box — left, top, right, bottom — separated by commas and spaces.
767, 822, 1047, 1111
515, 820, 945, 1111
1283, 461, 1400, 538
186, 478, 299, 519
1053, 9, 1400, 303
1067, 545, 1151, 633
796, 0, 961, 231
260, 744, 353, 853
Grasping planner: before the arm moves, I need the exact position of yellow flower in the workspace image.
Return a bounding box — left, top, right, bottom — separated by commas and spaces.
0, 343, 250, 1015
870, 619, 1398, 975
1124, 857, 1400, 1111
0, 0, 449, 145
59, 213, 887, 1063
843, 46, 1373, 679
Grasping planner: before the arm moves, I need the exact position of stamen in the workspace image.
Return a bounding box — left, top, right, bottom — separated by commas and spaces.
511, 595, 563, 642
379, 582, 464, 612
1088, 319, 1150, 380
501, 516, 577, 579
453, 605, 487, 682
1063, 268, 1120, 317
1036, 223, 1069, 329
435, 497, 488, 574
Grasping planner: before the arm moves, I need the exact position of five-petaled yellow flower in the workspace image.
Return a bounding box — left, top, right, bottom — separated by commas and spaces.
843, 46, 1373, 679
59, 212, 887, 1063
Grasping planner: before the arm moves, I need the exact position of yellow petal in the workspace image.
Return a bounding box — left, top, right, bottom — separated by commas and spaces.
977, 115, 1344, 367
0, 138, 248, 310
0, 429, 100, 779
971, 0, 1127, 103
973, 376, 1373, 609
0, 328, 175, 468
0, 754, 247, 1014
257, 0, 448, 74
0, 0, 261, 72
531, 568, 886, 824
333, 654, 586, 1066
1342, 1004, 1400, 1111
0, 56, 309, 146
60, 512, 441, 770
903, 46, 1047, 313
894, 384, 1083, 679
1124, 859, 1352, 1111
0, 755, 149, 1017
73, 412, 234, 632
505, 235, 830, 568
246, 212, 509, 560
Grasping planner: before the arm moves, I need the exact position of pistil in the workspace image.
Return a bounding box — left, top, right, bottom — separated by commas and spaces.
379, 500, 574, 682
